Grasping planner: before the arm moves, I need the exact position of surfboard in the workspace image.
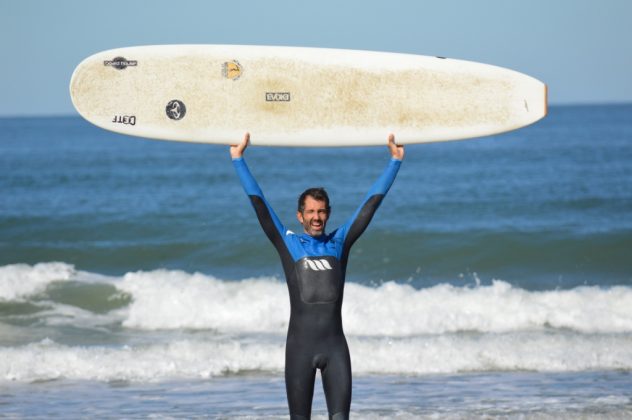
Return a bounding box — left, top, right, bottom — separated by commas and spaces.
69, 45, 547, 146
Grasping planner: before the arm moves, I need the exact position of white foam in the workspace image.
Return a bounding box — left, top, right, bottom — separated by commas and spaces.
112, 269, 632, 335
116, 270, 290, 332
3, 264, 632, 336
0, 337, 284, 382
343, 280, 632, 335
3, 264, 632, 383
349, 332, 632, 374
0, 262, 75, 300
2, 332, 632, 383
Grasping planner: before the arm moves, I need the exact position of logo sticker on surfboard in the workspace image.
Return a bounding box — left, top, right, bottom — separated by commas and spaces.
103, 57, 137, 70
266, 92, 291, 102
112, 115, 136, 125
222, 60, 243, 81
165, 100, 186, 121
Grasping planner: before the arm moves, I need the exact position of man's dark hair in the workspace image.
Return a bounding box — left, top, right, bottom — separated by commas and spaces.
298, 187, 331, 213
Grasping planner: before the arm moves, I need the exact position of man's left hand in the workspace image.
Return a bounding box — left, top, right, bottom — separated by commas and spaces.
388, 133, 404, 160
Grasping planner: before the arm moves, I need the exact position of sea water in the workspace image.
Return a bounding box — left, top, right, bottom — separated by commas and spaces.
1, 104, 632, 418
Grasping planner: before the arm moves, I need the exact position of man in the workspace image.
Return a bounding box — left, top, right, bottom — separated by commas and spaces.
230, 133, 404, 420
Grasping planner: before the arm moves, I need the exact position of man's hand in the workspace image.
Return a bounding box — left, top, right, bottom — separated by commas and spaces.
387, 133, 404, 160
230, 132, 250, 159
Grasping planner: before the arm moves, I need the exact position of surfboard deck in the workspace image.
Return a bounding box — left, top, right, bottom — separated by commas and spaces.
69, 45, 547, 146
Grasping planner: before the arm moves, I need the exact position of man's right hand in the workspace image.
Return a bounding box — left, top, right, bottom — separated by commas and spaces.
230, 132, 250, 159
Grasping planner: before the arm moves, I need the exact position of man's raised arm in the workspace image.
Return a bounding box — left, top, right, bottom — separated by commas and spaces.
230, 132, 287, 249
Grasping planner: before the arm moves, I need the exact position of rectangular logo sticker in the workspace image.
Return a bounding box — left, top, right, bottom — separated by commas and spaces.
265, 92, 291, 102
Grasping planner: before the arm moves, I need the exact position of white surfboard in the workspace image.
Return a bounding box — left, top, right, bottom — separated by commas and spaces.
69, 45, 547, 146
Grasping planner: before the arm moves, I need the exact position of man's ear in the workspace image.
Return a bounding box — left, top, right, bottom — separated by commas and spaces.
297, 211, 304, 223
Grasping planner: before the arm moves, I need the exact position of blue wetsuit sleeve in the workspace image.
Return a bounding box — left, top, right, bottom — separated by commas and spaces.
232, 157, 287, 243
363, 158, 402, 200
338, 158, 402, 253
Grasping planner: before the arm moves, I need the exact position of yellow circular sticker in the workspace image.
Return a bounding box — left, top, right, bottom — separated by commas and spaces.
222, 60, 243, 81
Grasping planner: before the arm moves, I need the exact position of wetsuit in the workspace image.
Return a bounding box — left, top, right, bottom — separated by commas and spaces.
232, 156, 401, 420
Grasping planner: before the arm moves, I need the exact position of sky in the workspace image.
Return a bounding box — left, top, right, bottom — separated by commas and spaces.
1, 0, 631, 117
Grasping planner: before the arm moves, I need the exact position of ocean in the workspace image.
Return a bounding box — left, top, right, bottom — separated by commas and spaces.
1, 104, 631, 418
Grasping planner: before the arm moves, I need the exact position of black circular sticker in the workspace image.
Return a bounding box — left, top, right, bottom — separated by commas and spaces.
165, 100, 186, 121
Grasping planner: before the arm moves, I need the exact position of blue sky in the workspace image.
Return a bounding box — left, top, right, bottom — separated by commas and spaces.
1, 0, 631, 116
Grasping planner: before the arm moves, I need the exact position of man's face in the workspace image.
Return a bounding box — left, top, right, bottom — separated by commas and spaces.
297, 196, 329, 236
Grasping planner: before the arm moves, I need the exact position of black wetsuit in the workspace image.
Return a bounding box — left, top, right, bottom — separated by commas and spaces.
233, 157, 401, 419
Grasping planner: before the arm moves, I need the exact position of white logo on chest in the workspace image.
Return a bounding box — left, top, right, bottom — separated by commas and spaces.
305, 259, 333, 271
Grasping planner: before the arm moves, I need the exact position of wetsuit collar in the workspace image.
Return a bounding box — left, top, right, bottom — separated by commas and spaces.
300, 232, 328, 242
